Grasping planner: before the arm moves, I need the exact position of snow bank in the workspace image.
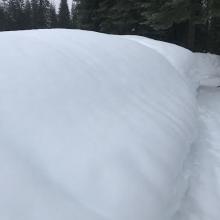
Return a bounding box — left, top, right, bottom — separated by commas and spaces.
189, 53, 220, 87
177, 87, 220, 220
124, 35, 195, 77
0, 29, 198, 220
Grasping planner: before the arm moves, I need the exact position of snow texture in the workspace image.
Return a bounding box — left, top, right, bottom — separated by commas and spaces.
0, 29, 219, 220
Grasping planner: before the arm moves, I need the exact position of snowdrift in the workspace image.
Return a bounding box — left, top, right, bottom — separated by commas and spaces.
124, 35, 195, 77
177, 86, 220, 220
0, 29, 200, 220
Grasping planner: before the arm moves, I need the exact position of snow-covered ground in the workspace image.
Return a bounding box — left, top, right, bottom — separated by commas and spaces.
0, 29, 219, 220
176, 86, 220, 220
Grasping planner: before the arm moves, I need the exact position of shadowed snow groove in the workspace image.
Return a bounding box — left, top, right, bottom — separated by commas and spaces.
173, 52, 220, 220
176, 86, 220, 220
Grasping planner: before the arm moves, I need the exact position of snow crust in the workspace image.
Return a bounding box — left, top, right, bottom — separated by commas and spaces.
0, 29, 219, 220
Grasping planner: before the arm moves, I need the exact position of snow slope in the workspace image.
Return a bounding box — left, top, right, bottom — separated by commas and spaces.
124, 35, 195, 77
177, 86, 220, 220
0, 29, 219, 220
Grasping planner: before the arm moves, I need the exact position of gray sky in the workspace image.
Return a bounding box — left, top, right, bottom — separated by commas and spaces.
53, 0, 74, 10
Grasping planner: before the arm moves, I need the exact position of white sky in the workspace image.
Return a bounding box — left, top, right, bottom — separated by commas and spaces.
53, 0, 74, 10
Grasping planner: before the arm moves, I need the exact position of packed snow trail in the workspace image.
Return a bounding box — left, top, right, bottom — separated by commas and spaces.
177, 86, 220, 220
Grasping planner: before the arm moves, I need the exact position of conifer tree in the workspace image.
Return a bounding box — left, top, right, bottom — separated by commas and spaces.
0, 3, 7, 30
139, 0, 204, 50
49, 3, 57, 28
37, 0, 50, 28
98, 0, 140, 34
24, 0, 32, 29
58, 0, 70, 28
31, 0, 39, 28
75, 0, 101, 30
70, 0, 77, 28
7, 0, 25, 30
206, 0, 220, 53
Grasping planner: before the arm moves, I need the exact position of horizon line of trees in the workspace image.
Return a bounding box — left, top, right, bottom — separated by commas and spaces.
0, 0, 220, 54
0, 0, 74, 30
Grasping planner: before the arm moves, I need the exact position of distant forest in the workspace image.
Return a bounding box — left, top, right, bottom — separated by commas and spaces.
0, 0, 220, 54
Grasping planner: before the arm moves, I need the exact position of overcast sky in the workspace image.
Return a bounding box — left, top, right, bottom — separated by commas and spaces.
53, 0, 74, 10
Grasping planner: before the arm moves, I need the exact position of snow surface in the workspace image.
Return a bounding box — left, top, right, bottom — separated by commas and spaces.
177, 86, 220, 220
189, 53, 220, 87
124, 35, 195, 77
0, 29, 219, 220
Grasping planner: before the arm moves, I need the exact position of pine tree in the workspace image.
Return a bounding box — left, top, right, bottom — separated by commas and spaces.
0, 2, 7, 30
7, 0, 25, 30
49, 2, 57, 28
98, 0, 141, 34
97, 0, 119, 33
31, 0, 39, 28
70, 0, 77, 28
75, 0, 101, 30
206, 0, 220, 53
37, 0, 50, 28
139, 0, 205, 50
23, 0, 32, 29
58, 0, 70, 28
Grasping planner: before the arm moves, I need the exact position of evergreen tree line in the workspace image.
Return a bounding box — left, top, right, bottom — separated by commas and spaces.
0, 0, 73, 30
74, 0, 220, 54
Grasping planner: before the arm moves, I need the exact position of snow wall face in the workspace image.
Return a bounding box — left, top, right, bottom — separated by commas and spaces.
190, 53, 220, 87
0, 29, 198, 220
